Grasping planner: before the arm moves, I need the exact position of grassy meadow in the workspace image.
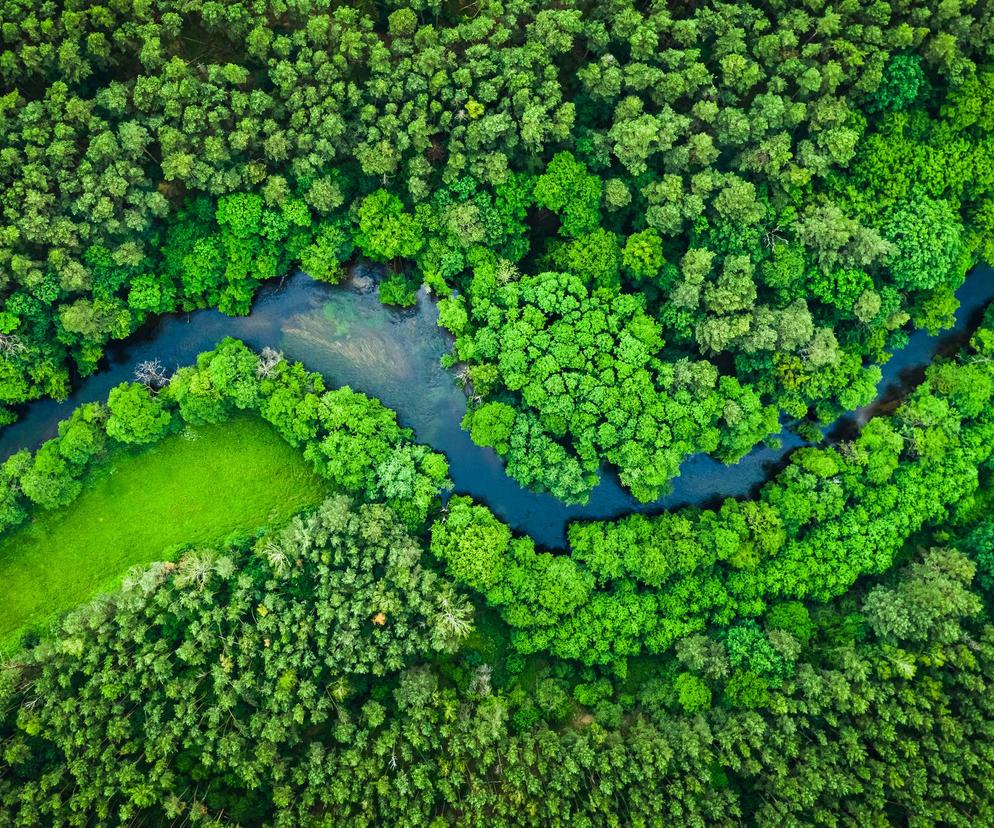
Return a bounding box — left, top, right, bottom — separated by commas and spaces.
0, 414, 327, 650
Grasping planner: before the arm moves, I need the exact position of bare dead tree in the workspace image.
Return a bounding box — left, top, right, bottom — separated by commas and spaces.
469, 664, 493, 697
260, 540, 291, 576
0, 333, 26, 356
256, 346, 284, 379
495, 259, 520, 285
764, 225, 787, 249
134, 359, 169, 390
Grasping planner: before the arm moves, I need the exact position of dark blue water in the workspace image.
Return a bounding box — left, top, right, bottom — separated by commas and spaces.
1, 265, 991, 548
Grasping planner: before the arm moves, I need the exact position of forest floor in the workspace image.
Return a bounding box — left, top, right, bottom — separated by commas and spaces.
0, 414, 328, 652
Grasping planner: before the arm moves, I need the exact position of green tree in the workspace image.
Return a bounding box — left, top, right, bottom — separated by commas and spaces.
355, 190, 423, 262
881, 195, 965, 290
431, 496, 511, 593
673, 672, 712, 714
533, 152, 602, 238
105, 382, 172, 444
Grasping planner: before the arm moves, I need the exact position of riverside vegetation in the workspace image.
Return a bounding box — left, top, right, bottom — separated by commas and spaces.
2, 0, 994, 825
1, 312, 994, 824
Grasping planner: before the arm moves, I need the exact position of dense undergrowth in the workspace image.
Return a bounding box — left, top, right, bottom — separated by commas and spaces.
3, 0, 994, 824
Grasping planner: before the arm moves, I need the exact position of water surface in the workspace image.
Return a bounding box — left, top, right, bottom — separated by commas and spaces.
2, 265, 991, 548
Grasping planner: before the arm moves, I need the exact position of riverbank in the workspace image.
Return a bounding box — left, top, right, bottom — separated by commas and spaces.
0, 284, 992, 649
1, 264, 991, 547
0, 337, 451, 653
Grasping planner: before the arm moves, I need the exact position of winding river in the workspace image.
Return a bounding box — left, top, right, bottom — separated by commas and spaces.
1, 264, 991, 548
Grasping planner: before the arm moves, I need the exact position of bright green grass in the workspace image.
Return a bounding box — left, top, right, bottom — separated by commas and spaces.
0, 414, 328, 651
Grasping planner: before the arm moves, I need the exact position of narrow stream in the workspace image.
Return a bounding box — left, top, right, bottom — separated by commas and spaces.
1, 264, 991, 548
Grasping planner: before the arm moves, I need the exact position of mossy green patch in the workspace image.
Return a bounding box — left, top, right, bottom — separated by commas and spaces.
0, 414, 328, 651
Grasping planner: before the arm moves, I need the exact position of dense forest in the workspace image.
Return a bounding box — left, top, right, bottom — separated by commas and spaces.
3, 0, 993, 499
2, 0, 994, 824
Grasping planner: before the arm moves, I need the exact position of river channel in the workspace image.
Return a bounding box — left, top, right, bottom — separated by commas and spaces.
1, 264, 991, 548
